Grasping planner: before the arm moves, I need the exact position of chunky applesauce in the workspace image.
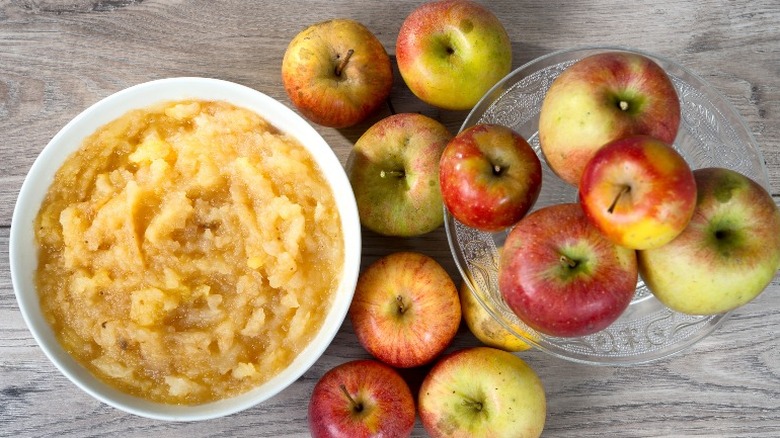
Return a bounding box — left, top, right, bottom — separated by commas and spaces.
34, 100, 344, 404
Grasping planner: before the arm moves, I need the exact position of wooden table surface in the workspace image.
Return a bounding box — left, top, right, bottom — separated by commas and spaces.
2, 1, 779, 436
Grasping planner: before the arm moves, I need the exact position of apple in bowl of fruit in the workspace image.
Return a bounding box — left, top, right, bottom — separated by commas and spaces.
444, 46, 776, 364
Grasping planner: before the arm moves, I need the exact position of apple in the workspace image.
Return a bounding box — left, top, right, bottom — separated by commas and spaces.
347, 113, 452, 237
440, 123, 542, 231
579, 135, 697, 250
638, 167, 780, 315
349, 251, 461, 368
418, 346, 546, 438
396, 0, 512, 110
308, 359, 415, 438
459, 280, 533, 352
281, 18, 393, 128
499, 203, 638, 337
538, 51, 681, 186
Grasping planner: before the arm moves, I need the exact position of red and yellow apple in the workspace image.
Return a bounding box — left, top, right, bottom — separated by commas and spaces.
539, 51, 681, 186
396, 0, 512, 110
499, 203, 638, 337
349, 251, 461, 368
308, 359, 415, 438
282, 19, 393, 128
418, 347, 546, 438
439, 124, 542, 232
347, 113, 452, 237
579, 135, 697, 250
638, 167, 780, 315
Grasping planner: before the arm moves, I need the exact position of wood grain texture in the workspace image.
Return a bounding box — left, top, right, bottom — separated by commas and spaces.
1, 0, 779, 436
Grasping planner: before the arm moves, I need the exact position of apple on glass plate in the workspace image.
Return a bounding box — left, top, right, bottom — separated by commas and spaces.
538, 51, 681, 186
440, 123, 542, 232
638, 167, 780, 315
579, 134, 697, 250
499, 203, 638, 338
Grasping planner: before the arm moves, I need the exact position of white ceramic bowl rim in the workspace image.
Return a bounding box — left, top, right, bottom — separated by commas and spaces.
9, 77, 362, 421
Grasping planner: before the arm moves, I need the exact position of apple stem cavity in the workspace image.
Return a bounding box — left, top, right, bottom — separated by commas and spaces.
334, 49, 355, 77
463, 397, 484, 412
339, 384, 364, 413
607, 185, 631, 214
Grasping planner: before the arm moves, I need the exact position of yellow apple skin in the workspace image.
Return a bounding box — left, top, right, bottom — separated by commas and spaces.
638, 168, 780, 315
396, 0, 512, 110
459, 281, 532, 352
419, 347, 546, 438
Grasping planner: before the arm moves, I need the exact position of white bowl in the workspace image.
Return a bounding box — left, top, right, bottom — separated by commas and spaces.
9, 77, 362, 421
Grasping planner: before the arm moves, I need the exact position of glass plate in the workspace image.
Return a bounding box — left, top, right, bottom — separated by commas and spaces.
445, 46, 769, 365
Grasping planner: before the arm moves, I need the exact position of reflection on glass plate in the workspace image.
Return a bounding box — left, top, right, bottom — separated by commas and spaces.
445, 46, 769, 365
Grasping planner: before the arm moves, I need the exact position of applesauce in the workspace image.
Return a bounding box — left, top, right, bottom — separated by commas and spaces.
34, 100, 344, 405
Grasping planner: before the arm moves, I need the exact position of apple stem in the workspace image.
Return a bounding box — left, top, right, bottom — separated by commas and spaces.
607, 185, 631, 214
493, 164, 503, 176
380, 169, 405, 179
619, 100, 629, 111
396, 295, 407, 315
339, 384, 364, 413
560, 255, 578, 269
334, 49, 355, 77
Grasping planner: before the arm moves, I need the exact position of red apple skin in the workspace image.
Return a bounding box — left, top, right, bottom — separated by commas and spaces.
539, 51, 681, 186
349, 251, 461, 368
308, 359, 415, 438
499, 203, 638, 337
282, 19, 393, 128
396, 0, 512, 110
579, 135, 697, 250
440, 124, 543, 232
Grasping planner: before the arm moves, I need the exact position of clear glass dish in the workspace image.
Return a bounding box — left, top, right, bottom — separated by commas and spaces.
445, 46, 769, 365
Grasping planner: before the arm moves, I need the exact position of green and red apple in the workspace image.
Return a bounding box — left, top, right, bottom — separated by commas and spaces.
347, 113, 452, 237
638, 167, 780, 315
282, 18, 393, 128
440, 123, 542, 232
418, 346, 546, 438
349, 251, 461, 368
579, 135, 697, 250
396, 0, 512, 110
308, 359, 415, 438
539, 51, 681, 186
499, 203, 638, 337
